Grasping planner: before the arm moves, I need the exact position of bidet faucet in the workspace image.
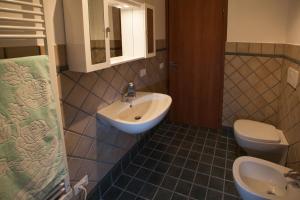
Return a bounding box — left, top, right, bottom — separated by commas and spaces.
284, 170, 300, 180
122, 82, 136, 103
284, 170, 300, 189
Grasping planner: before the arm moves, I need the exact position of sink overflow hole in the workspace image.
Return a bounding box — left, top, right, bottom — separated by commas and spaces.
135, 116, 142, 120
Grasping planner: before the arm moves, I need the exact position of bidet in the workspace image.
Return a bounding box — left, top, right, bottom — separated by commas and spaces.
233, 156, 300, 200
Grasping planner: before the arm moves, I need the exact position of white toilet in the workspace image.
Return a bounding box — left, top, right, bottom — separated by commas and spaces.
233, 119, 288, 163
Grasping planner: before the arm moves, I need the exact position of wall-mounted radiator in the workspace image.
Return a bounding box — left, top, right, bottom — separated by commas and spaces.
0, 1, 72, 200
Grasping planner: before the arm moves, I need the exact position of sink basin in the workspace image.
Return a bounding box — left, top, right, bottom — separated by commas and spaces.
97, 92, 172, 134
233, 156, 300, 200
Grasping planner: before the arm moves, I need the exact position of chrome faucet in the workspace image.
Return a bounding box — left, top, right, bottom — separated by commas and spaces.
122, 82, 136, 104
284, 170, 300, 189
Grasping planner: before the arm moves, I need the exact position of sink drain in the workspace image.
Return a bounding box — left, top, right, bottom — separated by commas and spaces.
266, 190, 276, 196
135, 116, 142, 120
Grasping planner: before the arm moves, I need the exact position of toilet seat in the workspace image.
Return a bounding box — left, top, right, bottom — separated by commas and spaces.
234, 120, 281, 143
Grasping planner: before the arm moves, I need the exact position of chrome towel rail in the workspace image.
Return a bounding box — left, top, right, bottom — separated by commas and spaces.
0, 34, 46, 39
0, 16, 44, 23
0, 0, 46, 39
0, 25, 45, 31
0, 0, 43, 8
0, 7, 44, 16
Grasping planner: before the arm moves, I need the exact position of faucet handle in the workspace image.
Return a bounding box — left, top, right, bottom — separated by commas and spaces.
284, 170, 296, 177
128, 82, 135, 88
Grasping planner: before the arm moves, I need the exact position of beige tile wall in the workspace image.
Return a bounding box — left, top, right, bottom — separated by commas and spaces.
223, 42, 300, 170
223, 43, 282, 127
56, 43, 167, 196
278, 51, 300, 171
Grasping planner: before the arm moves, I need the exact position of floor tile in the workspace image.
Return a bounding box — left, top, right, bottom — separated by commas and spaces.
175, 180, 192, 196
194, 173, 209, 187
211, 166, 225, 179
171, 193, 189, 200
103, 186, 122, 200
147, 172, 164, 185
190, 185, 207, 200
154, 189, 173, 200
167, 166, 182, 178
118, 192, 136, 200
115, 175, 131, 188
126, 178, 144, 194
99, 122, 241, 200
124, 164, 140, 176
135, 168, 152, 180
209, 177, 224, 191
180, 169, 195, 182
161, 175, 178, 190
206, 189, 223, 200
139, 183, 158, 199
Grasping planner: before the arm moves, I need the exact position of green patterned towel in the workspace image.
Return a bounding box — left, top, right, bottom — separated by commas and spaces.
0, 56, 67, 200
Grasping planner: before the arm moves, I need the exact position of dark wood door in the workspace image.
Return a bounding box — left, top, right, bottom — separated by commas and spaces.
168, 0, 227, 129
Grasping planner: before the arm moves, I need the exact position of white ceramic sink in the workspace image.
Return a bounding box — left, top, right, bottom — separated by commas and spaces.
233, 156, 300, 200
97, 92, 172, 134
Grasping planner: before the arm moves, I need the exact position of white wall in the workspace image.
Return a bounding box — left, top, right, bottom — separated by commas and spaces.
227, 0, 289, 43
286, 0, 300, 45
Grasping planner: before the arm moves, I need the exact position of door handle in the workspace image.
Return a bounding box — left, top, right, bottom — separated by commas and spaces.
169, 61, 178, 68
105, 27, 110, 38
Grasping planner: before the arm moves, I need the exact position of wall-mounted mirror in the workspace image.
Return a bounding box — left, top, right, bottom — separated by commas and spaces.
109, 6, 123, 58
147, 8, 154, 54
88, 0, 107, 64
63, 0, 156, 72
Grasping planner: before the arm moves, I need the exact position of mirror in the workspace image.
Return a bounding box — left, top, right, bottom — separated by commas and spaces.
88, 0, 107, 64
109, 6, 123, 58
147, 8, 154, 54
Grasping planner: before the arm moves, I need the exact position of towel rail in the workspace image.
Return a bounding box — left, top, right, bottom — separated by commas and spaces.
46, 182, 66, 200
0, 16, 44, 23
0, 34, 46, 39
45, 179, 73, 200
0, 0, 43, 8
0, 1, 46, 40
0, 7, 44, 16
0, 25, 45, 31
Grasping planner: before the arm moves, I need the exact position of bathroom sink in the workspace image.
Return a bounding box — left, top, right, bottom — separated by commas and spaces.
233, 156, 300, 200
97, 92, 172, 134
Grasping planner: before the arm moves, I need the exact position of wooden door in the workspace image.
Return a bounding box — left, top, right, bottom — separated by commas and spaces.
168, 0, 227, 128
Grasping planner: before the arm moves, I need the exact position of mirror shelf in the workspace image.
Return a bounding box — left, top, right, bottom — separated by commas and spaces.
63, 0, 155, 73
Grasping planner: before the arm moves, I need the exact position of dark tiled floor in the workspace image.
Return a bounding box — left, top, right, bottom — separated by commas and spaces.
101, 122, 243, 200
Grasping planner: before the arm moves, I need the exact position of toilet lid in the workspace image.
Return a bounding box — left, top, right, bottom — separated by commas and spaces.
234, 120, 281, 143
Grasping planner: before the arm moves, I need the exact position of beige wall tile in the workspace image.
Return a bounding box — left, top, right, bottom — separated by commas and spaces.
5, 46, 40, 58
60, 74, 76, 100
249, 43, 262, 54
262, 43, 275, 55
237, 43, 249, 53
54, 45, 67, 67
79, 72, 98, 90
0, 48, 4, 59
81, 93, 104, 115
69, 111, 91, 134
72, 135, 93, 157
65, 85, 89, 108
62, 103, 79, 128
275, 44, 284, 55
225, 42, 237, 53
64, 131, 81, 155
